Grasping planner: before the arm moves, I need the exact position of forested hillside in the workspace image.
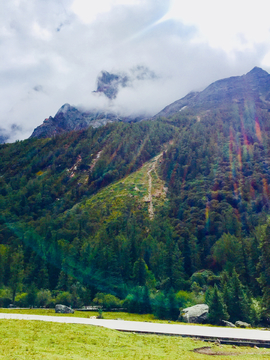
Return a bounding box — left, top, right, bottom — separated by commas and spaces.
1, 75, 270, 325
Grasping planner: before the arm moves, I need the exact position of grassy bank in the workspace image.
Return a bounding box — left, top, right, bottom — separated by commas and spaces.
1, 319, 270, 359
0, 309, 159, 322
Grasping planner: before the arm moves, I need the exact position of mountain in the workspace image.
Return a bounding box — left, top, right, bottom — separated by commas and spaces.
1, 66, 270, 324
94, 67, 157, 99
94, 70, 129, 99
155, 67, 270, 118
30, 103, 145, 139
30, 67, 270, 139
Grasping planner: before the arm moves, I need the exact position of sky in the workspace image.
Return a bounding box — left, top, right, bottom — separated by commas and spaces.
1, 0, 270, 142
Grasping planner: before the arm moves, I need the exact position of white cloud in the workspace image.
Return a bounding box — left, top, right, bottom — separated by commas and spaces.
70, 0, 145, 24
0, 0, 270, 142
162, 0, 270, 53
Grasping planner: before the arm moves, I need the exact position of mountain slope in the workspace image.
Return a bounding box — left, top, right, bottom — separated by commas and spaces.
154, 67, 270, 118
1, 101, 270, 293
1, 67, 270, 323
30, 67, 270, 139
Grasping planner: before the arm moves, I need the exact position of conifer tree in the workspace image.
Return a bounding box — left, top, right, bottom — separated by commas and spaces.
142, 286, 151, 314
171, 243, 185, 290
257, 221, 270, 314
133, 257, 148, 286
9, 246, 24, 302
208, 284, 229, 324
167, 287, 179, 320
227, 268, 250, 323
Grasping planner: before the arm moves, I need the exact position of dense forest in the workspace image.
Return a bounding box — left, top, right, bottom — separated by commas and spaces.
1, 103, 270, 325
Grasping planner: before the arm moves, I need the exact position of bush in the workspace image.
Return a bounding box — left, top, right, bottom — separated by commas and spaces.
0, 297, 12, 308
249, 298, 262, 325
97, 308, 103, 319
55, 291, 72, 307
175, 290, 196, 309
151, 291, 167, 319
15, 293, 29, 307
36, 290, 53, 308
93, 293, 122, 310
0, 288, 12, 308
191, 270, 220, 288
123, 293, 138, 313
123, 287, 151, 314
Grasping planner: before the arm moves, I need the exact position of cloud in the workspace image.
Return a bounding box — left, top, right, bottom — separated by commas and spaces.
93, 66, 158, 100
162, 0, 270, 53
71, 0, 146, 24
1, 0, 270, 142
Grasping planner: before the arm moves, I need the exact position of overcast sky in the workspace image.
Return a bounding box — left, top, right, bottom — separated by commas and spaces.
2, 0, 270, 142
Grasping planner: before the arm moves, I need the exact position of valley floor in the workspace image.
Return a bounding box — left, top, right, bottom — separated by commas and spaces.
1, 312, 270, 347
1, 316, 270, 359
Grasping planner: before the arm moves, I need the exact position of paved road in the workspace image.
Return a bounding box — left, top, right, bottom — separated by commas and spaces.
1, 313, 270, 346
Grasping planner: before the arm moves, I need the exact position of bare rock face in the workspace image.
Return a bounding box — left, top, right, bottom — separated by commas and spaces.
181, 304, 209, 323
55, 304, 74, 314
30, 103, 145, 139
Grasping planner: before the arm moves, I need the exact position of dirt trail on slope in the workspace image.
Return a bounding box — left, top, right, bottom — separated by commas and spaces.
147, 153, 163, 219
90, 150, 102, 171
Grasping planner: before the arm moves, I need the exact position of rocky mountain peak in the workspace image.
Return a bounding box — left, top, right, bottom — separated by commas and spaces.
246, 66, 269, 78
29, 66, 270, 139
56, 103, 72, 115
154, 66, 270, 119
30, 103, 146, 139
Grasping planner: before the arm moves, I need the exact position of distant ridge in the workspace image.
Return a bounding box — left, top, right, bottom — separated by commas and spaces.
30, 104, 145, 139
154, 67, 270, 118
30, 67, 270, 139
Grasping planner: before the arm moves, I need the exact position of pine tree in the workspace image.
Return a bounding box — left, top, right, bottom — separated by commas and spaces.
257, 221, 270, 314
171, 243, 185, 290
227, 268, 250, 323
133, 257, 148, 286
167, 288, 179, 320
208, 284, 229, 324
142, 286, 151, 314
9, 246, 24, 302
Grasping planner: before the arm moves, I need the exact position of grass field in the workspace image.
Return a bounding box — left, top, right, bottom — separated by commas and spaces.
1, 319, 270, 359
1, 310, 270, 359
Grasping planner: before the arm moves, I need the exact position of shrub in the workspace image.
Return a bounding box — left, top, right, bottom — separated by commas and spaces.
36, 289, 53, 308
151, 291, 167, 319
0, 297, 12, 308
123, 287, 151, 314
123, 293, 138, 313
15, 293, 29, 307
0, 288, 12, 308
93, 293, 122, 310
97, 308, 103, 319
175, 290, 195, 309
249, 298, 262, 325
55, 291, 72, 306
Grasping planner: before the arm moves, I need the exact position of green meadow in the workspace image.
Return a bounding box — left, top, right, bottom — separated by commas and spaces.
1, 310, 270, 359
1, 319, 270, 360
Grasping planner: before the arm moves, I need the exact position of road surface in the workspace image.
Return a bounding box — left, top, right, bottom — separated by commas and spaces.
1, 313, 270, 346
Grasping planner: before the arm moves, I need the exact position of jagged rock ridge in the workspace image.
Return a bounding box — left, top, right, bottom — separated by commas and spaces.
30, 67, 270, 139
30, 104, 145, 139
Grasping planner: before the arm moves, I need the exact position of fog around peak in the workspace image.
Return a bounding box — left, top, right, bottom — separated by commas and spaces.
1, 0, 270, 142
